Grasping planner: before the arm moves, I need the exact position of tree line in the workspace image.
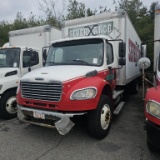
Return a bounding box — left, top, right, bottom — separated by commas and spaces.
0, 0, 158, 61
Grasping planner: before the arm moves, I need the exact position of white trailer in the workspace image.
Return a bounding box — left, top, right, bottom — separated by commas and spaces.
17, 10, 145, 139
0, 25, 61, 119
9, 25, 61, 49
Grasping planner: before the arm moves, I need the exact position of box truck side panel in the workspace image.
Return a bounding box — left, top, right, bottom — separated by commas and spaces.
125, 16, 141, 83
51, 27, 62, 41
9, 32, 49, 49
111, 16, 127, 86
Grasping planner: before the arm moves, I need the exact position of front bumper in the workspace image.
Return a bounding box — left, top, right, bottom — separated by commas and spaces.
17, 105, 86, 135
146, 120, 160, 150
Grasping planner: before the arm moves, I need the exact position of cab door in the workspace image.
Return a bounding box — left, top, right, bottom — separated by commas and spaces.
105, 42, 116, 89
21, 49, 42, 77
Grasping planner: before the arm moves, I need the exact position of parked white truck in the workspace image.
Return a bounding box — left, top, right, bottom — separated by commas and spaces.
17, 10, 145, 139
0, 25, 61, 119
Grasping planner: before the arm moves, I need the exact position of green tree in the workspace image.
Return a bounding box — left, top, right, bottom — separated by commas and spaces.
86, 8, 96, 16
115, 0, 155, 56
11, 12, 28, 30
65, 0, 96, 20
27, 12, 45, 27
0, 21, 12, 46
0, 12, 46, 46
115, 0, 144, 29
39, 0, 66, 28
99, 6, 111, 13
66, 0, 85, 20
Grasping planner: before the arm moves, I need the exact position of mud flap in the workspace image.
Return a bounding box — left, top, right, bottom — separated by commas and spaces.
17, 107, 25, 120
55, 116, 75, 135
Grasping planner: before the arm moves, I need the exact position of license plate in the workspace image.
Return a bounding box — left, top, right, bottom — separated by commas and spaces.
33, 111, 45, 119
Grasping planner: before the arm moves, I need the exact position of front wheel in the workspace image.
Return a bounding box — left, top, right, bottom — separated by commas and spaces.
87, 95, 113, 139
0, 90, 17, 119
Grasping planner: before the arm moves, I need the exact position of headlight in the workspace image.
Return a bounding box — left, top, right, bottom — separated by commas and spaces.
146, 101, 160, 118
71, 87, 97, 100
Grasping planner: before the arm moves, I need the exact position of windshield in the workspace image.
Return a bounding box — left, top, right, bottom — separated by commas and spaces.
0, 48, 20, 68
46, 39, 104, 66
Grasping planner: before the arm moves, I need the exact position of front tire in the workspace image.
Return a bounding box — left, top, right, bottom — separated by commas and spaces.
87, 95, 113, 139
0, 90, 17, 119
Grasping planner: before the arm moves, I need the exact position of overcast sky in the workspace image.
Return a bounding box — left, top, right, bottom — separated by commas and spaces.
0, 0, 159, 22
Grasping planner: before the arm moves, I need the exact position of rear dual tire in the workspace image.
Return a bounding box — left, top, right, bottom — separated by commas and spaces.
125, 79, 139, 95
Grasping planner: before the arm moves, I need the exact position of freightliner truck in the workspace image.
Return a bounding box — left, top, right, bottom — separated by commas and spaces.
17, 10, 145, 139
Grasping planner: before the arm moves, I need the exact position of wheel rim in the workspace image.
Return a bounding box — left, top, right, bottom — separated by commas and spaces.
101, 104, 111, 130
6, 96, 17, 114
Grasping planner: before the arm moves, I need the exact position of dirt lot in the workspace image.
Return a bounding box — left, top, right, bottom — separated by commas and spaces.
0, 87, 160, 160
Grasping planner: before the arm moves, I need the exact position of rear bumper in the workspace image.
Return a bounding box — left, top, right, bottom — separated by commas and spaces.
17, 105, 86, 135
146, 120, 160, 150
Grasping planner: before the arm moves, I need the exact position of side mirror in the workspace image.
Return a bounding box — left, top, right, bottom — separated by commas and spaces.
119, 42, 126, 58
138, 57, 151, 70
28, 66, 31, 72
30, 52, 37, 66
43, 49, 47, 61
43, 49, 47, 66
119, 58, 126, 66
141, 45, 147, 57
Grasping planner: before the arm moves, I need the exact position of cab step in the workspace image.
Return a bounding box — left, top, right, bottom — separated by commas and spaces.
113, 90, 124, 99
113, 101, 125, 115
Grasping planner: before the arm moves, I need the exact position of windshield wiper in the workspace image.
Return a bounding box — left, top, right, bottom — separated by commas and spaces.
71, 59, 89, 65
46, 62, 55, 66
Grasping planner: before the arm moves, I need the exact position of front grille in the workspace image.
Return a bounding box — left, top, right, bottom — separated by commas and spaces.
21, 81, 62, 102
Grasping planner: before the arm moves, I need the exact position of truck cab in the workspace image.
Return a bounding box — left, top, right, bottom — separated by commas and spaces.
0, 46, 44, 119
16, 10, 143, 139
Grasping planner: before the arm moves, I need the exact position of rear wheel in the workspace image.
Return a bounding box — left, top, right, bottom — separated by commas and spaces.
131, 79, 139, 94
87, 95, 113, 139
125, 79, 139, 95
0, 90, 17, 119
